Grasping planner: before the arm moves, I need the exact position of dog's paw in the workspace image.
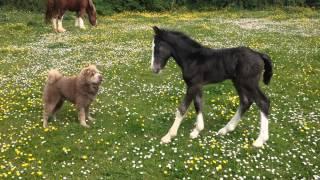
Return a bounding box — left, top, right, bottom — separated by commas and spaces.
88, 116, 95, 121
80, 123, 90, 128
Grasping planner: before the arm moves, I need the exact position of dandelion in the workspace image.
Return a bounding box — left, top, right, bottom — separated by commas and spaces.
216, 165, 222, 171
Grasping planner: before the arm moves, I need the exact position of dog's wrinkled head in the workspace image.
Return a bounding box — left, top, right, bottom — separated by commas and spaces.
80, 65, 103, 85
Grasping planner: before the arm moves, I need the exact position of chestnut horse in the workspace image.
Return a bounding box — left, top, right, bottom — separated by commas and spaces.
45, 0, 97, 33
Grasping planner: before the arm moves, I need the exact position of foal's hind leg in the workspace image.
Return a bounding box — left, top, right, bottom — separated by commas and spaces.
218, 87, 253, 135
252, 87, 270, 148
190, 91, 204, 139
161, 86, 198, 144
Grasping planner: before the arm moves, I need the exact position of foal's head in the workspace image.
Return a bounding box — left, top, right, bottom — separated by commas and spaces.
151, 26, 172, 74
87, 0, 97, 26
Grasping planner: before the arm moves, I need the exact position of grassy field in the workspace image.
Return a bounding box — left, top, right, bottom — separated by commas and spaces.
0, 8, 320, 179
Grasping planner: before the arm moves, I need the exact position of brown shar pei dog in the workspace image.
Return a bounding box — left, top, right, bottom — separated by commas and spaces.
43, 65, 102, 128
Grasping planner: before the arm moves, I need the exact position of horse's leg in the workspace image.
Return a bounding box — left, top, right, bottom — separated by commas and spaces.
75, 12, 80, 27
161, 86, 198, 144
78, 9, 86, 29
252, 87, 270, 148
57, 11, 66, 33
218, 83, 253, 135
190, 90, 204, 139
51, 17, 58, 32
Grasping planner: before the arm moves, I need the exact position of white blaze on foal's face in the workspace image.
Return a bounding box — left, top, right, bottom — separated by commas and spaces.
151, 39, 155, 70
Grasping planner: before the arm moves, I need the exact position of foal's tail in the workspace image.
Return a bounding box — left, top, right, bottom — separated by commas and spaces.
45, 0, 55, 23
259, 53, 273, 85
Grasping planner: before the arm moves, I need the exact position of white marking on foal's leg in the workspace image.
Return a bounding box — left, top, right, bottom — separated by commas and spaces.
150, 39, 155, 69
218, 108, 241, 135
51, 18, 57, 31
57, 19, 66, 32
190, 112, 204, 139
79, 17, 86, 29
75, 17, 79, 27
253, 112, 269, 147
161, 110, 184, 144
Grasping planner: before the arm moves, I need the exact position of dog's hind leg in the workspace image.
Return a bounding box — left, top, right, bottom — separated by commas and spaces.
43, 103, 56, 128
52, 100, 64, 121
43, 111, 50, 128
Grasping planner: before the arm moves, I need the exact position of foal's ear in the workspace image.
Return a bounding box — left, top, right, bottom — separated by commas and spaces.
152, 26, 161, 35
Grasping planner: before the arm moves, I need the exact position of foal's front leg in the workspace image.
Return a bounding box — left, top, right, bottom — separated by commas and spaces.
161, 86, 197, 144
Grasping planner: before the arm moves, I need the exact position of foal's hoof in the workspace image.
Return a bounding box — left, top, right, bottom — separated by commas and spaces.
252, 139, 266, 148
190, 129, 200, 139
160, 135, 171, 144
217, 128, 228, 135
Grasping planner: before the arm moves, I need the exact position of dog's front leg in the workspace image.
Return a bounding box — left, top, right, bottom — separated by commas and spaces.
79, 108, 90, 128
85, 106, 95, 121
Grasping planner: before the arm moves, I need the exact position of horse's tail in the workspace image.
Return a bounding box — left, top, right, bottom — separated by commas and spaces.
259, 53, 273, 85
45, 0, 55, 23
47, 69, 63, 84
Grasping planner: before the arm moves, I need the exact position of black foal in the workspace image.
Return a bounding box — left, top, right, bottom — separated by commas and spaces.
151, 26, 273, 147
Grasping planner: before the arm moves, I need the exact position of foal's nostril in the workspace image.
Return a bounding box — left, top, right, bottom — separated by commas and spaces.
152, 68, 160, 74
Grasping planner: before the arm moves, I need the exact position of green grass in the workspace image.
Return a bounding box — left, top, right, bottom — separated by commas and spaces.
0, 8, 320, 179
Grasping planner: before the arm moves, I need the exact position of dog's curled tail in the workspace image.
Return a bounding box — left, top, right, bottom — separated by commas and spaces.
47, 69, 62, 84
259, 53, 273, 85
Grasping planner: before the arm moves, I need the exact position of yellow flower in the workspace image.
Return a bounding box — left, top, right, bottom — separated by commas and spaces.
81, 155, 88, 160
21, 163, 29, 167
216, 164, 222, 171
37, 171, 43, 176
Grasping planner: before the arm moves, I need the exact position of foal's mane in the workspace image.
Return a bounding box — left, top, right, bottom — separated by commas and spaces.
157, 29, 203, 49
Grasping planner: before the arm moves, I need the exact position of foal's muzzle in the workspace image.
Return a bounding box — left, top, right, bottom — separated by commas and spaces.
152, 64, 161, 74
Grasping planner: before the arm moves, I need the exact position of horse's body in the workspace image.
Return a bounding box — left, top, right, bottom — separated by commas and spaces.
151, 26, 273, 147
45, 0, 97, 32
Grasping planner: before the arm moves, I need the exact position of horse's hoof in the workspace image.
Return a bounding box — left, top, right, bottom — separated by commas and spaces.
57, 28, 66, 33
217, 128, 228, 135
160, 135, 171, 144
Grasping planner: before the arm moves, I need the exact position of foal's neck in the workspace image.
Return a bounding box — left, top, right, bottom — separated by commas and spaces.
171, 44, 201, 70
